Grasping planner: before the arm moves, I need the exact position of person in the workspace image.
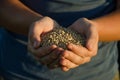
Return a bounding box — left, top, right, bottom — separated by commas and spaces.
0, 0, 119, 80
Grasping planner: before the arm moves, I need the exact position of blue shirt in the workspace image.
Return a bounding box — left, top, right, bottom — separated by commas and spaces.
0, 0, 118, 80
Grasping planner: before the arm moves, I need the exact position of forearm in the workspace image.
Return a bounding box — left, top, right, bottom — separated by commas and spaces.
0, 0, 43, 35
93, 9, 120, 42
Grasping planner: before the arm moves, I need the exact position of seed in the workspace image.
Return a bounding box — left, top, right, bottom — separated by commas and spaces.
40, 26, 85, 49
39, 26, 86, 69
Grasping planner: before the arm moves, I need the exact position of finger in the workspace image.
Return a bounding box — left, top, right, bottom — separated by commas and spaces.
47, 58, 60, 69
28, 45, 57, 58
29, 34, 41, 49
39, 48, 63, 65
86, 26, 98, 47
28, 22, 43, 48
68, 18, 91, 33
68, 43, 90, 57
61, 66, 70, 72
60, 57, 78, 69
83, 57, 91, 63
73, 57, 91, 65
60, 56, 91, 69
86, 39, 98, 57
61, 50, 84, 65
47, 48, 64, 69
85, 27, 98, 57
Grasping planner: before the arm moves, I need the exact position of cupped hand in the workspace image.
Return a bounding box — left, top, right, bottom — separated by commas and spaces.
60, 18, 99, 71
28, 16, 62, 67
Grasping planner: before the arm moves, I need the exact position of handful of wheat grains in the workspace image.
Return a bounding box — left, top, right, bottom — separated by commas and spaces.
40, 26, 85, 68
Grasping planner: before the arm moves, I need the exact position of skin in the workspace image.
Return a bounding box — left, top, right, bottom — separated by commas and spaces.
60, 18, 99, 71
60, 7, 120, 71
0, 0, 42, 35
0, 0, 62, 68
0, 0, 120, 72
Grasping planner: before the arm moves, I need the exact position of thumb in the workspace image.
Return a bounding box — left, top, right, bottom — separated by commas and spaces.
85, 25, 98, 57
28, 22, 42, 49
32, 35, 41, 48
86, 22, 99, 51
83, 19, 99, 57
28, 32, 41, 49
86, 34, 98, 51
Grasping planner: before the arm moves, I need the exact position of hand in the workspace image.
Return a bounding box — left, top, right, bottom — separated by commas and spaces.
60, 18, 99, 71
28, 16, 61, 67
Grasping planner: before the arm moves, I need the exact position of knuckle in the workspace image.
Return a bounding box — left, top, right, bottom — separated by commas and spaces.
65, 61, 72, 69
73, 56, 83, 65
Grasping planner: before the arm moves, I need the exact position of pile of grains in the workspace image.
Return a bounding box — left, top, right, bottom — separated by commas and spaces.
40, 26, 85, 49
40, 26, 85, 69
